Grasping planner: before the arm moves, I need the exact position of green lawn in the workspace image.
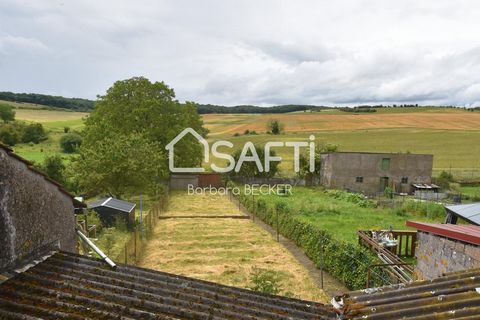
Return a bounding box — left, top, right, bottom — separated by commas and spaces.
7, 107, 480, 181
460, 186, 480, 201
251, 187, 445, 243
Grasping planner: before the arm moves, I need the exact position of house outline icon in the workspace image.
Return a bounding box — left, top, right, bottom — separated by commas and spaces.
165, 128, 209, 173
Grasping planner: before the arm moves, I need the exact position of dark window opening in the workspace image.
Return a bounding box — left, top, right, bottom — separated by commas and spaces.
401, 177, 408, 184
356, 176, 363, 183
381, 158, 391, 170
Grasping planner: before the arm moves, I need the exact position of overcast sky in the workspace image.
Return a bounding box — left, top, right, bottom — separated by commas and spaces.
1, 0, 480, 106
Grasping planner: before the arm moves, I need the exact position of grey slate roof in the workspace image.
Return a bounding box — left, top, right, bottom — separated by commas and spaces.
446, 203, 480, 226
88, 197, 136, 213
0, 251, 336, 319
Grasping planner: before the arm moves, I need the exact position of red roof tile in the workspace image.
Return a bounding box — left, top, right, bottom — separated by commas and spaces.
406, 221, 480, 246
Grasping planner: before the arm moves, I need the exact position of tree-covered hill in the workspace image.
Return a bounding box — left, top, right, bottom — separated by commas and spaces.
0, 92, 95, 111
196, 104, 330, 114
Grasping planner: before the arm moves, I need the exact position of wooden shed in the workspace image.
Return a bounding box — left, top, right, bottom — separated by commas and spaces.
87, 197, 136, 230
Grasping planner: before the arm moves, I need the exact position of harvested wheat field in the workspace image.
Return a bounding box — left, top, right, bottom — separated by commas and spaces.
139, 191, 328, 302
203, 111, 480, 136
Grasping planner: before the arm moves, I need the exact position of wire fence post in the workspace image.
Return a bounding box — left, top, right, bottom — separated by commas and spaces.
319, 237, 324, 290
124, 243, 127, 265
134, 229, 137, 264
252, 194, 255, 222
276, 208, 279, 242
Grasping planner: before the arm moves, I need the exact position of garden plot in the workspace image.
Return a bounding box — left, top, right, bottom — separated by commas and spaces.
139, 191, 328, 302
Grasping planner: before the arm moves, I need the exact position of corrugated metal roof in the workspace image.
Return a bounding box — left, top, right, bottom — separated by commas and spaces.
412, 183, 440, 189
446, 203, 480, 226
88, 197, 136, 213
0, 251, 335, 319
406, 221, 480, 246
0, 142, 86, 208
339, 267, 480, 319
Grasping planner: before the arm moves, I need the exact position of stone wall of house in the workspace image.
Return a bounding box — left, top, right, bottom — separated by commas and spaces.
320, 152, 433, 196
414, 231, 480, 280
0, 148, 77, 272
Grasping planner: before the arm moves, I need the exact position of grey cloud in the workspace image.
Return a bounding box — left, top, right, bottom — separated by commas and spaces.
1, 0, 480, 106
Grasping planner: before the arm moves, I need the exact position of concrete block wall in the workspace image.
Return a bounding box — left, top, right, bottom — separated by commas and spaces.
414, 231, 480, 280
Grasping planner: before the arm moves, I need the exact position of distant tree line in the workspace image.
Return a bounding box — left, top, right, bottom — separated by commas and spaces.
196, 104, 329, 114
2, 90, 480, 114
0, 91, 95, 111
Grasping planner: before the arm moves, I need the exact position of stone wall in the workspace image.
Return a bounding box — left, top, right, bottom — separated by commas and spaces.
320, 152, 433, 196
0, 148, 77, 272
414, 231, 480, 280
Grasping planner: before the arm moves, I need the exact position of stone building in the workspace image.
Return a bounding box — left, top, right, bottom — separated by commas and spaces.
406, 221, 480, 280
319, 152, 433, 195
0, 143, 85, 273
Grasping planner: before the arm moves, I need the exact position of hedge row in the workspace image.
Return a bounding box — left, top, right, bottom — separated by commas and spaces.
237, 192, 389, 290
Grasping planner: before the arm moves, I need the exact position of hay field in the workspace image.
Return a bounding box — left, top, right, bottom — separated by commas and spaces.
14, 108, 88, 123
203, 110, 480, 136
139, 192, 328, 302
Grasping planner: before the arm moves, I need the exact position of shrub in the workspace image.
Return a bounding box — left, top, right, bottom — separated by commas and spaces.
401, 199, 445, 219
0, 129, 18, 146
267, 119, 284, 135
0, 103, 15, 123
77, 210, 103, 233
433, 171, 454, 190
60, 132, 83, 153
325, 190, 376, 208
64, 126, 70, 133
22, 123, 48, 144
247, 268, 283, 295
38, 155, 66, 184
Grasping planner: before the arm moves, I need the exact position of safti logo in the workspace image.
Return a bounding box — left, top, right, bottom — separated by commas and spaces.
166, 128, 316, 173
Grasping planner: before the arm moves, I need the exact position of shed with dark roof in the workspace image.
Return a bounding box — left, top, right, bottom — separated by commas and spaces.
87, 197, 136, 229
445, 203, 480, 225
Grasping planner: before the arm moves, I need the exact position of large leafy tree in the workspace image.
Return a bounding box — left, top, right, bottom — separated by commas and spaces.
75, 133, 167, 198
0, 103, 15, 123
75, 77, 206, 197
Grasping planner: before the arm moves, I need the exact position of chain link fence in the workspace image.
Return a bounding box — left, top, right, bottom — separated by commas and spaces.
115, 194, 168, 265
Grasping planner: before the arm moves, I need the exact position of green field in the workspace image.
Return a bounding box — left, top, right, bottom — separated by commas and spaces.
5, 105, 87, 163
5, 106, 480, 180
460, 186, 480, 201
248, 187, 444, 244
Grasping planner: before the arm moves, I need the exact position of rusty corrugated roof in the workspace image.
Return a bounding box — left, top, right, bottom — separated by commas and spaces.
0, 142, 86, 208
0, 251, 336, 319
339, 267, 480, 319
406, 221, 480, 246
